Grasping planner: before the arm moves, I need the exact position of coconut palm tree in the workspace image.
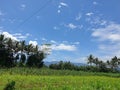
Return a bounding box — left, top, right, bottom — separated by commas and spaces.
0, 34, 6, 48
110, 56, 118, 70
87, 54, 94, 66
93, 57, 99, 66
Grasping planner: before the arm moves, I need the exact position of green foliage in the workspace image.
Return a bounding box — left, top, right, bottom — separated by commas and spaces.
49, 61, 75, 70
86, 54, 120, 72
4, 80, 15, 90
26, 52, 44, 68
0, 34, 46, 68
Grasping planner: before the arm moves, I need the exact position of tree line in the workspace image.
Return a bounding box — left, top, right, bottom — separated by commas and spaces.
49, 55, 120, 73
1, 34, 120, 72
0, 34, 47, 68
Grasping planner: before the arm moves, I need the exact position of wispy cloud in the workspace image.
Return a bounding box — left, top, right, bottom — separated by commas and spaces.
57, 10, 61, 14
67, 23, 77, 29
51, 44, 77, 51
29, 40, 38, 46
60, 2, 68, 7
13, 33, 31, 40
57, 2, 68, 14
73, 42, 80, 45
86, 12, 94, 16
50, 40, 57, 44
92, 23, 120, 42
20, 4, 26, 10
41, 37, 47, 41
92, 22, 120, 57
53, 26, 59, 30
0, 31, 31, 41
0, 10, 4, 16
41, 39, 78, 52
91, 17, 107, 26
65, 23, 83, 30
93, 2, 98, 5
75, 13, 82, 21
8, 19, 16, 23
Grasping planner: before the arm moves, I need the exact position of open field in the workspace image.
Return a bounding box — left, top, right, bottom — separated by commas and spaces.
0, 75, 120, 90
0, 68, 120, 90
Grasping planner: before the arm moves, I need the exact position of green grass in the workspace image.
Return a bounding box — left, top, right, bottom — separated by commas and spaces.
0, 67, 120, 90
0, 75, 120, 90
0, 67, 120, 77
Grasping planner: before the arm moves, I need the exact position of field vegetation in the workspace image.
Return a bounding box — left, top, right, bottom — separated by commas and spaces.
0, 67, 120, 90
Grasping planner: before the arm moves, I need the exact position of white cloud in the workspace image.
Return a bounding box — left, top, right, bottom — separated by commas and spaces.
67, 23, 77, 29
41, 37, 47, 41
52, 44, 77, 51
50, 40, 57, 44
57, 2, 68, 14
65, 23, 83, 30
75, 13, 82, 21
86, 12, 94, 16
60, 2, 68, 7
0, 10, 4, 16
74, 42, 80, 45
8, 19, 16, 23
92, 23, 120, 42
40, 39, 77, 51
29, 40, 38, 46
93, 2, 98, 5
40, 44, 52, 55
89, 17, 107, 26
0, 31, 30, 41
58, 5, 62, 8
13, 33, 30, 40
53, 26, 59, 30
2, 32, 18, 41
57, 10, 61, 14
20, 4, 26, 10
92, 22, 120, 58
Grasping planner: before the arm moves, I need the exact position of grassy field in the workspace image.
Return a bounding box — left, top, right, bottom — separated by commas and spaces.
0, 68, 120, 90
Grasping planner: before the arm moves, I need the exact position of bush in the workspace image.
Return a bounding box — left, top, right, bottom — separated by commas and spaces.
4, 80, 16, 90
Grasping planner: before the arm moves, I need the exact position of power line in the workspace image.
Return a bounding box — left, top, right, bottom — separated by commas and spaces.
16, 0, 51, 29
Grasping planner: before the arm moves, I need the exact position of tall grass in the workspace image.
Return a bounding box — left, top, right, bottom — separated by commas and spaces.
0, 67, 120, 77
0, 67, 120, 89
0, 75, 120, 90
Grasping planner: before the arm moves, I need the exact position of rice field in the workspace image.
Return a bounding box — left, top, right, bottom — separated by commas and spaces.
0, 68, 120, 90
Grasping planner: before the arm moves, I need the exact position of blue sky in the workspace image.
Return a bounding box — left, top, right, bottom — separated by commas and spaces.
0, 0, 120, 63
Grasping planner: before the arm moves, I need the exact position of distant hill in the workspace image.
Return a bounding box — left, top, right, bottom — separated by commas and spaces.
44, 61, 86, 66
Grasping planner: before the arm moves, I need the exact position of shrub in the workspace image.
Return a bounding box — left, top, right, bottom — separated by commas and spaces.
4, 80, 16, 90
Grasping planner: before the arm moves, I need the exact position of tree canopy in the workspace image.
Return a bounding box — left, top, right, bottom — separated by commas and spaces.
0, 34, 47, 68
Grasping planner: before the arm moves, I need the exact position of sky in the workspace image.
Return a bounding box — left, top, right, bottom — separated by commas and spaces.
0, 0, 120, 63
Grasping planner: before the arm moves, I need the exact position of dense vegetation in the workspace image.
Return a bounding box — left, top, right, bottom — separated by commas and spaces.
0, 34, 47, 68
49, 55, 120, 73
0, 68, 120, 90
1, 34, 120, 73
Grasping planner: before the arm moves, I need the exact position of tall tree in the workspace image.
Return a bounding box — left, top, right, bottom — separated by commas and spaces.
87, 54, 94, 66
110, 56, 118, 70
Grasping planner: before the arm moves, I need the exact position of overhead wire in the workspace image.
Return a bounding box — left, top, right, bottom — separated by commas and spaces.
16, 0, 52, 29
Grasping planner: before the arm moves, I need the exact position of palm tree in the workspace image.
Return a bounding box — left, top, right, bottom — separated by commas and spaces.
106, 60, 109, 67
26, 51, 45, 68
110, 56, 118, 70
87, 54, 94, 66
25, 44, 33, 55
118, 58, 120, 66
94, 57, 99, 66
20, 40, 26, 52
0, 34, 6, 48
